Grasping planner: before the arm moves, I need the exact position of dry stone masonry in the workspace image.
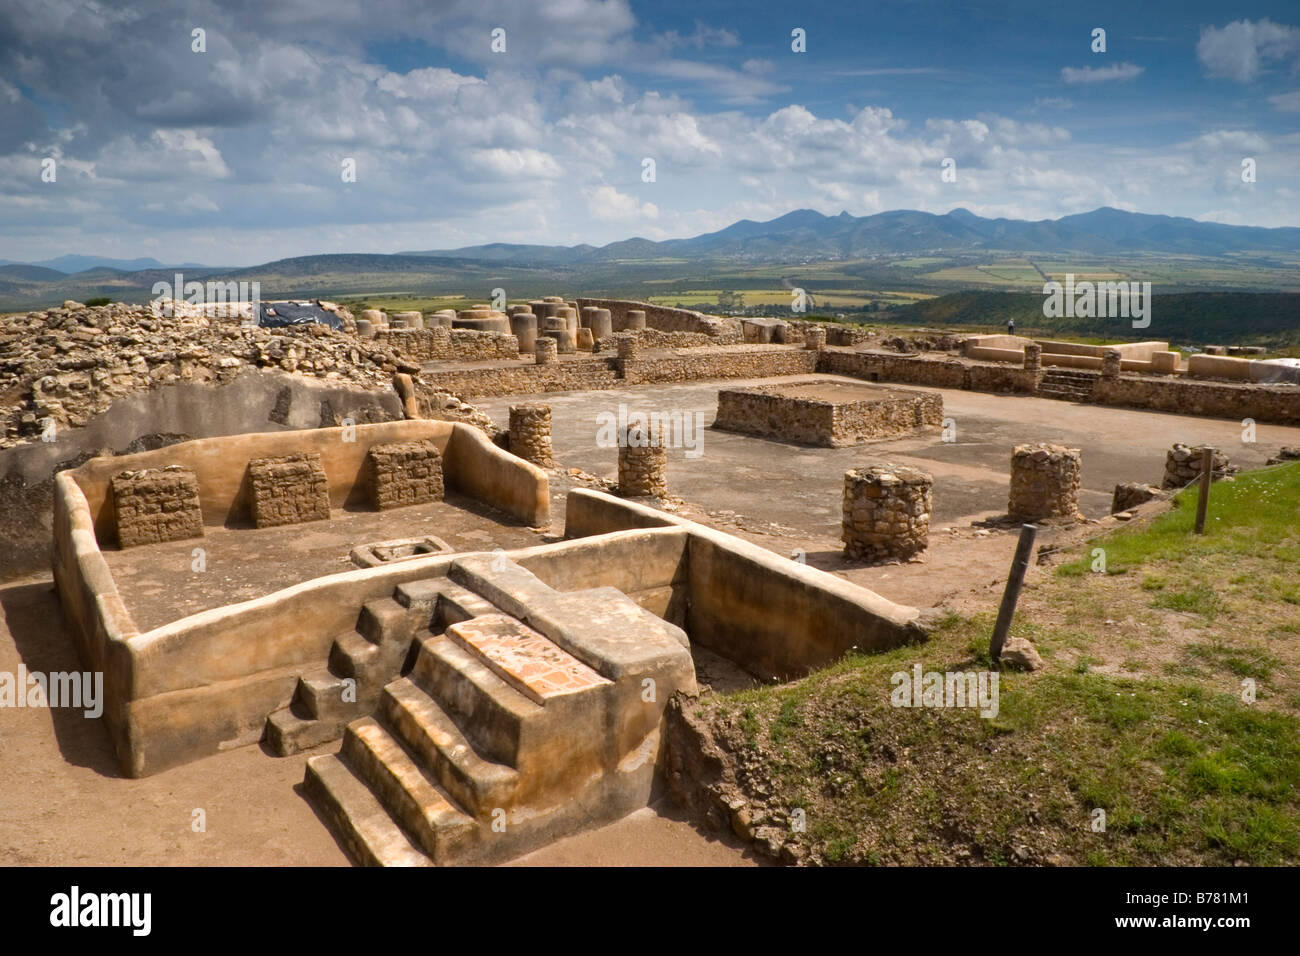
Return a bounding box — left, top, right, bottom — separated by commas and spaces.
365, 440, 444, 510
841, 465, 932, 562
1162, 443, 1236, 489
1112, 481, 1163, 514
111, 466, 204, 548
1008, 443, 1082, 521
714, 380, 942, 447
508, 403, 554, 468
247, 452, 332, 528
618, 423, 666, 497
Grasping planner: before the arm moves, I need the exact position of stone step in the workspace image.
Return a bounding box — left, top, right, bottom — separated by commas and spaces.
264, 705, 351, 756
303, 753, 432, 867
448, 555, 555, 617
411, 634, 543, 768
381, 677, 519, 818
357, 595, 419, 645
329, 628, 415, 682
444, 613, 612, 706
293, 664, 377, 722
338, 717, 478, 864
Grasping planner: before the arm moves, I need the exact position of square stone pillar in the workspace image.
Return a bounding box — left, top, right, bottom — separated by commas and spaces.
842, 465, 932, 561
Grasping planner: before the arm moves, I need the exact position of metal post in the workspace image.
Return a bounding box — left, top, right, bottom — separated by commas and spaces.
1194, 446, 1214, 534
990, 524, 1038, 662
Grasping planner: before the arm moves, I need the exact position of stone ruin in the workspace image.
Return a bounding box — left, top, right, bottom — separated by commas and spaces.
1008, 443, 1082, 522
508, 403, 553, 468
248, 453, 332, 528
1162, 443, 1236, 490
842, 465, 932, 562
618, 423, 666, 497
365, 439, 444, 510
111, 466, 204, 548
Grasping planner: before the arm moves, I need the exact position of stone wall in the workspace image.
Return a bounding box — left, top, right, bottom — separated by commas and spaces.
842, 465, 932, 562
818, 349, 1040, 393
367, 326, 519, 362
111, 467, 203, 548
366, 439, 444, 509
1093, 375, 1300, 426
621, 347, 818, 386
425, 358, 620, 398
247, 453, 332, 527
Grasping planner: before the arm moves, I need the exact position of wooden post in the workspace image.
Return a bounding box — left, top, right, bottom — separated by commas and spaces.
1194, 446, 1214, 534
990, 523, 1038, 662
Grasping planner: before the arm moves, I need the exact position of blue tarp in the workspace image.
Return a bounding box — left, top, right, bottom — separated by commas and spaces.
257, 302, 343, 329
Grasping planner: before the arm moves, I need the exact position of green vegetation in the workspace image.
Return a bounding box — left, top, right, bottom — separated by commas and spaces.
700, 462, 1300, 865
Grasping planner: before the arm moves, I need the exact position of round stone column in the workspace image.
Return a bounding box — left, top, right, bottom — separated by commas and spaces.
509, 404, 553, 468
805, 326, 827, 350
841, 465, 932, 561
509, 311, 538, 354
1008, 443, 1082, 520
1023, 342, 1042, 372
534, 337, 558, 365
616, 334, 640, 363
618, 423, 666, 497
624, 309, 647, 331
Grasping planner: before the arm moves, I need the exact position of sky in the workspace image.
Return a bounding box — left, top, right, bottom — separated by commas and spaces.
0, 0, 1297, 266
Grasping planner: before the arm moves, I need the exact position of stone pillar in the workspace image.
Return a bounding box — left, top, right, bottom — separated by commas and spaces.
616, 334, 640, 363
625, 309, 647, 330
618, 423, 666, 497
543, 328, 576, 353
1023, 342, 1042, 372
1101, 349, 1122, 380
841, 465, 932, 562
534, 337, 558, 365
360, 309, 385, 328
509, 311, 538, 354
1008, 443, 1082, 521
1162, 443, 1233, 490
355, 319, 375, 339
805, 326, 827, 350
509, 404, 553, 468
576, 327, 595, 351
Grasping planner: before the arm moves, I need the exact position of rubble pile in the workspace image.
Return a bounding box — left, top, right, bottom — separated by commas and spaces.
0, 300, 494, 447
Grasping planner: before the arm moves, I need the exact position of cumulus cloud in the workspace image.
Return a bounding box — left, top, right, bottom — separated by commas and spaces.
1060, 62, 1144, 84
1197, 19, 1300, 83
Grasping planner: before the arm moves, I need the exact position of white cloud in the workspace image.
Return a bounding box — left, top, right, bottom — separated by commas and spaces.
1060, 62, 1144, 84
1197, 19, 1300, 83
1268, 90, 1300, 111
586, 185, 658, 221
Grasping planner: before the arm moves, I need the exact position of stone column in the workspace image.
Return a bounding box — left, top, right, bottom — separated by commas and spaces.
1101, 349, 1122, 380
805, 326, 827, 350
534, 337, 558, 365
1008, 443, 1082, 521
1023, 342, 1042, 372
841, 465, 932, 562
618, 423, 666, 497
576, 327, 595, 351
509, 404, 553, 468
509, 311, 538, 354
624, 309, 647, 331
355, 319, 374, 339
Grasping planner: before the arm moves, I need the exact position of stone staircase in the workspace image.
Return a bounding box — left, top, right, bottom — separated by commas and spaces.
1037, 367, 1097, 402
301, 553, 696, 866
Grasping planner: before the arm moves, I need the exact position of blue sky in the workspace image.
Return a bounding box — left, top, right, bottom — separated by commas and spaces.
0, 0, 1297, 265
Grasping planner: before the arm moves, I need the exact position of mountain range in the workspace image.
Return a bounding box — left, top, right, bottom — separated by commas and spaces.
405, 206, 1300, 265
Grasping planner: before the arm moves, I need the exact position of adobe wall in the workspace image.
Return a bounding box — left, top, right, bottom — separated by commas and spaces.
562, 489, 924, 679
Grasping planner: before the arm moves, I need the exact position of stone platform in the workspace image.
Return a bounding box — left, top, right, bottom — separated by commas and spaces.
713, 378, 943, 447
